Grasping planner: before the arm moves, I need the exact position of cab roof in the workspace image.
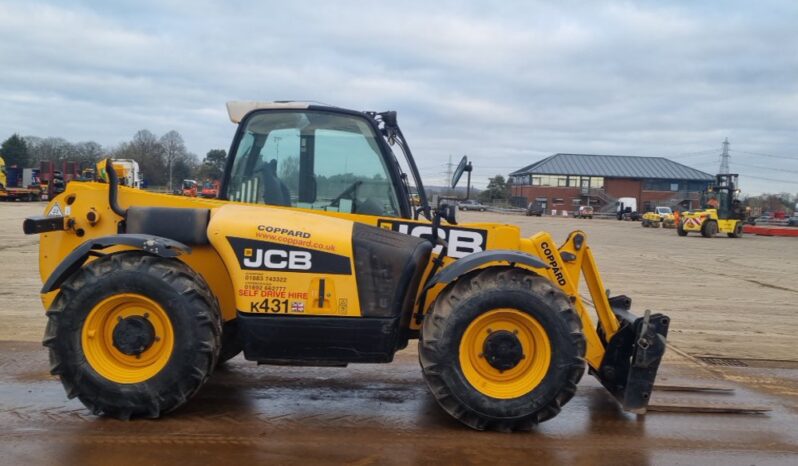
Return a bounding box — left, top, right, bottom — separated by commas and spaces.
226, 101, 348, 124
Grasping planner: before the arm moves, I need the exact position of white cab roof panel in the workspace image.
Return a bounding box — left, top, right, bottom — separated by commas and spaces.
226, 101, 311, 123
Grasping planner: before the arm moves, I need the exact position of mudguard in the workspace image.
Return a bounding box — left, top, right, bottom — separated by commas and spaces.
424, 249, 549, 291
41, 234, 191, 293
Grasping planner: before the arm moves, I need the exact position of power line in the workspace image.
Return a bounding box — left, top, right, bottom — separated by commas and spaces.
730, 149, 798, 161
667, 149, 720, 159
680, 159, 798, 177
669, 153, 722, 161
732, 161, 798, 175
740, 174, 798, 185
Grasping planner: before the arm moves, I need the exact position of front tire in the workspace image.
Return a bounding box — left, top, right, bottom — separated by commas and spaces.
43, 252, 221, 419
701, 220, 718, 238
419, 267, 585, 431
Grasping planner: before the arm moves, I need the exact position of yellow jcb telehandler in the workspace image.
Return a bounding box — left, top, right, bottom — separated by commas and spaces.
23, 102, 669, 431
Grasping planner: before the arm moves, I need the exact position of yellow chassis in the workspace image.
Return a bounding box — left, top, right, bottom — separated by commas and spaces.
680, 209, 740, 235
26, 182, 669, 412
36, 182, 666, 389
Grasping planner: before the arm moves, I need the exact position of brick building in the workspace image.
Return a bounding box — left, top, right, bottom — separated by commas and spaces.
508, 153, 714, 213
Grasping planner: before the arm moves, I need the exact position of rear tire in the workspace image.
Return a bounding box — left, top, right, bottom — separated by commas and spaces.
701, 220, 718, 238
419, 267, 585, 431
43, 252, 221, 419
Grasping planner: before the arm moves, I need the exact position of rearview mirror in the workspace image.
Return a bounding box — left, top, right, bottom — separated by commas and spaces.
439, 202, 458, 225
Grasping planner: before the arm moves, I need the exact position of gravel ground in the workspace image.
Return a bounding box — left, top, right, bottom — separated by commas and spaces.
2, 201, 797, 465
2, 202, 797, 361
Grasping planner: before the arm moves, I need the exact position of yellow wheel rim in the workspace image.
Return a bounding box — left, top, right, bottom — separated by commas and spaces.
458, 308, 551, 399
81, 293, 174, 384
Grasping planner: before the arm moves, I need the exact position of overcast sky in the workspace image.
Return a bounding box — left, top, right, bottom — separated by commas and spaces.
1, 0, 797, 193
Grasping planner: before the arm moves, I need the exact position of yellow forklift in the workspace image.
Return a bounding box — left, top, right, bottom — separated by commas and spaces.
677, 174, 744, 238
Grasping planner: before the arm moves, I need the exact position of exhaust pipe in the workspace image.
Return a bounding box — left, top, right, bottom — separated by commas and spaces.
105, 158, 127, 219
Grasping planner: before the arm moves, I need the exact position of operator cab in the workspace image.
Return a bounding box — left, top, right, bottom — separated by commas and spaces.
221, 102, 430, 220
703, 174, 743, 220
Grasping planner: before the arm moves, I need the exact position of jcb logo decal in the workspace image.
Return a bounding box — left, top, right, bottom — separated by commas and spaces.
228, 237, 351, 274
243, 248, 312, 270
376, 220, 487, 259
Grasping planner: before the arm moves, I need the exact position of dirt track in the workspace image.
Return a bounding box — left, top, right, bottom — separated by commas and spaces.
3, 203, 798, 360
1, 203, 797, 464
0, 203, 46, 342
464, 210, 798, 362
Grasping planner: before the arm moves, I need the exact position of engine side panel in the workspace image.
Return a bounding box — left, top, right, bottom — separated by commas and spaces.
208, 204, 363, 317
37, 183, 237, 321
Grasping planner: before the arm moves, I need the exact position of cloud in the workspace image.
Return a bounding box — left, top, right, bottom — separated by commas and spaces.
0, 0, 796, 193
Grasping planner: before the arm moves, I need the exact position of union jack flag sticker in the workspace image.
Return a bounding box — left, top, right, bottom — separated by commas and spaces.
291, 301, 305, 313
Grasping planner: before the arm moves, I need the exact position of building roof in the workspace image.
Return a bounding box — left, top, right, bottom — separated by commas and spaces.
509, 153, 714, 181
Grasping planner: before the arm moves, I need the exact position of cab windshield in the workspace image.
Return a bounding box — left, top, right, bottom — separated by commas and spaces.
227, 111, 401, 217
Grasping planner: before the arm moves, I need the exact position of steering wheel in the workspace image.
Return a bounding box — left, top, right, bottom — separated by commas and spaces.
327, 180, 363, 209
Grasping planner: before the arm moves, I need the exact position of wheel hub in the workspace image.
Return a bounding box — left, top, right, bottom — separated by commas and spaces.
112, 315, 156, 356
483, 330, 525, 371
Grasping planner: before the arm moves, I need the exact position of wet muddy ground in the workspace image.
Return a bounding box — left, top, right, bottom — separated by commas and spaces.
1, 341, 797, 465
1, 203, 797, 464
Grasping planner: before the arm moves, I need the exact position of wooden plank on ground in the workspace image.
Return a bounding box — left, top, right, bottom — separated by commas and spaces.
653, 382, 735, 393
646, 398, 771, 414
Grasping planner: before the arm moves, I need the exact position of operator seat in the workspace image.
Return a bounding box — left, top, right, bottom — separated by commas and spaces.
259, 159, 291, 207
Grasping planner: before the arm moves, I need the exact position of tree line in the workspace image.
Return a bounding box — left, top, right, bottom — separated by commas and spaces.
1, 131, 226, 190
742, 193, 798, 214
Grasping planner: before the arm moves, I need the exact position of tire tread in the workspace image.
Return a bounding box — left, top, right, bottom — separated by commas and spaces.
419, 266, 586, 432
43, 252, 221, 419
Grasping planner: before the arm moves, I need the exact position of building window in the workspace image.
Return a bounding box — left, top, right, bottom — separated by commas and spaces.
571, 199, 581, 206
530, 175, 602, 188
553, 197, 564, 205
514, 175, 531, 185
644, 179, 685, 191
